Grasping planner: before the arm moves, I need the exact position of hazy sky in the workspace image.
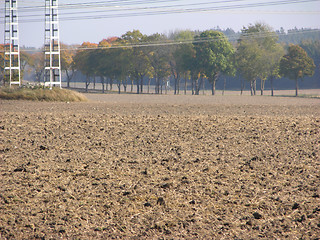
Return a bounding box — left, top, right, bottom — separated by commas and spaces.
1, 0, 320, 47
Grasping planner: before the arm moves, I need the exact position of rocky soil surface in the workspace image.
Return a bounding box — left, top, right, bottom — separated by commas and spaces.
1, 94, 319, 239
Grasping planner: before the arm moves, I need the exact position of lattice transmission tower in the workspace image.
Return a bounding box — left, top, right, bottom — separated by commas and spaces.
4, 0, 21, 87
44, 0, 61, 89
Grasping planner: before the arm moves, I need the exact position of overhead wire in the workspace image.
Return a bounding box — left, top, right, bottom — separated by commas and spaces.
7, 0, 251, 18
4, 28, 318, 53
0, 0, 318, 49
1, 0, 188, 11
0, 0, 319, 24
2, 0, 250, 19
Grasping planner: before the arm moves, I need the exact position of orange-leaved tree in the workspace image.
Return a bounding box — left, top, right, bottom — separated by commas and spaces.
60, 43, 79, 88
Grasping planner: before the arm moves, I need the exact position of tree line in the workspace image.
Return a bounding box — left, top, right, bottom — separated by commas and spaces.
1, 24, 318, 96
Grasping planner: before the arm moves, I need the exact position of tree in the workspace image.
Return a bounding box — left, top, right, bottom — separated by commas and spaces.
73, 42, 98, 92
170, 30, 196, 94
98, 45, 130, 94
60, 43, 77, 88
266, 43, 285, 96
29, 52, 45, 83
236, 40, 259, 95
300, 40, 320, 86
194, 30, 235, 95
279, 44, 315, 96
20, 50, 33, 80
96, 38, 113, 93
236, 23, 280, 95
1, 44, 23, 85
145, 33, 171, 94
300, 40, 320, 67
121, 30, 152, 94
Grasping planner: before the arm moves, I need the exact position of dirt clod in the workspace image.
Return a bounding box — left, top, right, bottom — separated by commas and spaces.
144, 202, 152, 207
292, 203, 300, 210
253, 212, 263, 219
157, 197, 165, 206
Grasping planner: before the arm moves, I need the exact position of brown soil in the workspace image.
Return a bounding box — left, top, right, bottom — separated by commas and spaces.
1, 94, 320, 239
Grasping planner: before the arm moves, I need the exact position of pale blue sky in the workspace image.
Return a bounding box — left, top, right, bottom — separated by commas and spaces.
1, 0, 320, 47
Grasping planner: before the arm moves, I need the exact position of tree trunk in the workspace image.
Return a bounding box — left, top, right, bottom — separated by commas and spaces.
250, 81, 254, 96
240, 77, 245, 95
106, 77, 109, 91
260, 78, 265, 96
295, 78, 298, 97
148, 78, 151, 93
191, 76, 194, 95
123, 79, 127, 93
154, 77, 157, 94
131, 78, 133, 92
270, 77, 274, 96
177, 77, 180, 95
66, 70, 70, 88
202, 77, 205, 95
140, 77, 143, 94
117, 82, 121, 94
110, 79, 113, 91
253, 79, 257, 95
211, 73, 219, 96
65, 69, 75, 89
93, 76, 96, 90
197, 77, 202, 95
85, 75, 90, 93
101, 76, 105, 93
165, 80, 168, 95
195, 78, 199, 95
174, 76, 177, 95
212, 79, 216, 95
184, 76, 187, 95
222, 76, 226, 96
136, 79, 140, 94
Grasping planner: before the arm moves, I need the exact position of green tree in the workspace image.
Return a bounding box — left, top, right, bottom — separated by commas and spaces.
300, 40, 320, 84
300, 40, 320, 66
236, 23, 279, 95
194, 30, 235, 95
169, 30, 196, 94
145, 33, 171, 94
236, 40, 262, 95
99, 46, 130, 94
121, 30, 152, 94
178, 43, 197, 95
279, 44, 315, 96
266, 43, 285, 96
96, 37, 122, 92
73, 42, 98, 92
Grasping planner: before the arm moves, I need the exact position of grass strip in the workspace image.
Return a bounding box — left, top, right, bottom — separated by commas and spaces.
0, 87, 88, 102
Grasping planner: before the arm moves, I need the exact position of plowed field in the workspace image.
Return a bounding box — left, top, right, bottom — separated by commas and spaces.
1, 94, 319, 239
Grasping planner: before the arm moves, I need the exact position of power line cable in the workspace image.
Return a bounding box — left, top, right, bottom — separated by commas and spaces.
0, 0, 319, 23
4, 28, 318, 53
1, 0, 250, 19
0, 0, 187, 11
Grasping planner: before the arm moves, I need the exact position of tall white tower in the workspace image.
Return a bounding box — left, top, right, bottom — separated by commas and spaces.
4, 0, 21, 87
44, 0, 61, 89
